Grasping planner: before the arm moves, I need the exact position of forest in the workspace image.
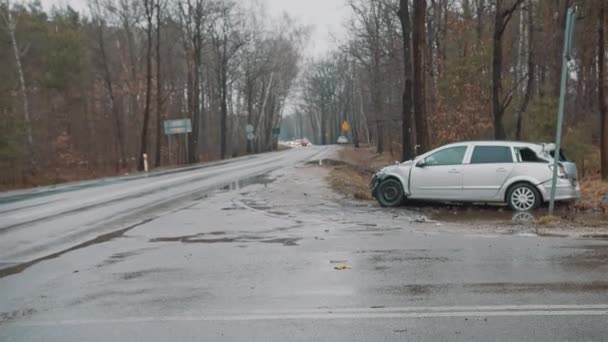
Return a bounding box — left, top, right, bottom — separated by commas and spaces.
1, 0, 306, 188
283, 0, 607, 181
1, 0, 607, 189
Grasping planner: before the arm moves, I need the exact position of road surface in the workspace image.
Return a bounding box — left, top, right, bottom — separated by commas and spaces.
1, 145, 608, 341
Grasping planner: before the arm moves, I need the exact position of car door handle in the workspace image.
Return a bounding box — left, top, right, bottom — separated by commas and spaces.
448, 169, 460, 174
496, 168, 507, 172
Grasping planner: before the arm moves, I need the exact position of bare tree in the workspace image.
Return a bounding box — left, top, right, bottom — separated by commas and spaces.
210, 1, 245, 159
397, 0, 413, 161
515, 0, 534, 140
178, 0, 206, 164
599, 0, 607, 180
90, 0, 127, 170
1, 0, 33, 149
492, 0, 524, 140
138, 0, 155, 170
413, 0, 429, 153
154, 0, 164, 167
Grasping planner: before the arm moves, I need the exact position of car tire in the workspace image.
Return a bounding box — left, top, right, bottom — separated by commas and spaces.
376, 178, 404, 207
507, 183, 541, 211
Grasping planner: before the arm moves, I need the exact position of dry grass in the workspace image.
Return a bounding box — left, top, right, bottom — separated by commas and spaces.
325, 146, 395, 201
535, 215, 561, 225
328, 165, 373, 201
574, 176, 608, 212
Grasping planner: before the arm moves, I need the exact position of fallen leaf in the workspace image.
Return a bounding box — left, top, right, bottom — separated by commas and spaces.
334, 265, 352, 270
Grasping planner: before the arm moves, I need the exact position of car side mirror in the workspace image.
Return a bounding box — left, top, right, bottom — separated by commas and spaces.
416, 160, 426, 168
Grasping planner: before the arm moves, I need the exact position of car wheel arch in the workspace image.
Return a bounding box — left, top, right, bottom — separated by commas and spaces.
379, 174, 408, 196
504, 181, 545, 203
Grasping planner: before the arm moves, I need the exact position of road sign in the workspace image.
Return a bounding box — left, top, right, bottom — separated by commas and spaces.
246, 124, 254, 133
271, 128, 280, 136
164, 119, 192, 135
341, 121, 350, 133
247, 132, 255, 141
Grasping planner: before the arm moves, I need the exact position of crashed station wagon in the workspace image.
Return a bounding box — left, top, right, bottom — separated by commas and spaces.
371, 141, 580, 211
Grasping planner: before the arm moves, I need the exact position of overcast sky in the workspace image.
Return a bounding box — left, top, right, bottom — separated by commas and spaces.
39, 0, 350, 57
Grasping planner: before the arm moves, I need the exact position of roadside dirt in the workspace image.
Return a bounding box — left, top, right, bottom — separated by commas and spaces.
316, 146, 608, 238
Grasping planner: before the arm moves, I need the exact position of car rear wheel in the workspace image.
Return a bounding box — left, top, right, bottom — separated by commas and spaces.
507, 183, 541, 211
376, 179, 404, 207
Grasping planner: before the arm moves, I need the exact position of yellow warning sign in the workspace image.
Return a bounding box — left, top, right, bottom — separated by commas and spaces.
341, 121, 350, 132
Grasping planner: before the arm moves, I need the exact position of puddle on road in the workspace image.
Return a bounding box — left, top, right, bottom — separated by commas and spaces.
0, 217, 156, 279
416, 202, 608, 228
378, 281, 608, 297
149, 233, 301, 247
556, 244, 608, 270
261, 237, 301, 246
219, 174, 276, 192
0, 308, 37, 325
119, 267, 175, 280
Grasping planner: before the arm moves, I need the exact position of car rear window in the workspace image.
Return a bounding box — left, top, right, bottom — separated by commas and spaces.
549, 149, 570, 162
516, 147, 545, 162
470, 146, 513, 164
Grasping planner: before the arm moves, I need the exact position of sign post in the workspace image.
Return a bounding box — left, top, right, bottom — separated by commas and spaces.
246, 124, 255, 154
164, 119, 192, 164
549, 7, 576, 215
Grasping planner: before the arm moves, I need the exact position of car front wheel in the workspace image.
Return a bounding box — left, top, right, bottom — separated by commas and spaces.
376, 179, 404, 207
507, 183, 541, 211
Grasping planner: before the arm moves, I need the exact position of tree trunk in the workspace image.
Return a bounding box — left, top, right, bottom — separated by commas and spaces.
515, 0, 535, 140
320, 102, 327, 145
492, 3, 506, 140
372, 50, 383, 154
475, 0, 485, 44
154, 0, 162, 167
599, 1, 608, 180
220, 64, 228, 159
398, 0, 414, 161
413, 0, 429, 153
4, 0, 33, 150
189, 28, 201, 164
138, 1, 154, 171
95, 13, 126, 170
492, 0, 524, 140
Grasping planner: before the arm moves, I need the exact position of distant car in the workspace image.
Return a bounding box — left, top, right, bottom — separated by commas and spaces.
300, 138, 311, 147
370, 141, 580, 211
337, 136, 348, 144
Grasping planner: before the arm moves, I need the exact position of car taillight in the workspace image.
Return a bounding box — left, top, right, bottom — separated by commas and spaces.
549, 164, 568, 179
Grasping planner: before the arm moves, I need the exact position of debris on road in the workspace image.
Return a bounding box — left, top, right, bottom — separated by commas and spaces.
412, 216, 438, 224
334, 265, 352, 270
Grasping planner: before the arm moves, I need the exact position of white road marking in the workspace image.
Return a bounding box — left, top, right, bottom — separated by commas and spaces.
10, 305, 608, 327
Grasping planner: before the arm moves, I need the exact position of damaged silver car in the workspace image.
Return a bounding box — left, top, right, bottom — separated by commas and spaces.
370, 141, 580, 211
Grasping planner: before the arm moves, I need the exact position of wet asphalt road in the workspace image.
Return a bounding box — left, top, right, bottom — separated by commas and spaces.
1, 146, 608, 341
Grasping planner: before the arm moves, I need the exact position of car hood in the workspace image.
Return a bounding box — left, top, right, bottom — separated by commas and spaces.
377, 160, 413, 175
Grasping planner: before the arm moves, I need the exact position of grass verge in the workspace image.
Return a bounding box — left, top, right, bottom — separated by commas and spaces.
326, 145, 394, 201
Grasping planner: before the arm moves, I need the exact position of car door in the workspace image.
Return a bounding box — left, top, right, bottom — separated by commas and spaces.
462, 145, 515, 201
409, 145, 468, 200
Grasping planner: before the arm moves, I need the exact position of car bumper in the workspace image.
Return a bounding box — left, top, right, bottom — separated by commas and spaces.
539, 179, 581, 202
370, 175, 379, 198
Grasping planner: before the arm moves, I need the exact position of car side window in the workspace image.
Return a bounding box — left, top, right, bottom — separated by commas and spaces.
470, 146, 513, 164
424, 146, 467, 166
